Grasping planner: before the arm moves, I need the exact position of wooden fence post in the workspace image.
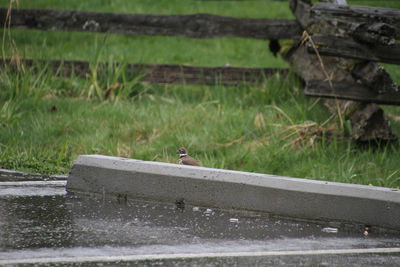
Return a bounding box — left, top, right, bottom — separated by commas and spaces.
286, 0, 398, 142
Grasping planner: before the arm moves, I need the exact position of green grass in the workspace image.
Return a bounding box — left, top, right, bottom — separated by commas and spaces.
1, 31, 289, 68
1, 0, 400, 188
1, 63, 400, 188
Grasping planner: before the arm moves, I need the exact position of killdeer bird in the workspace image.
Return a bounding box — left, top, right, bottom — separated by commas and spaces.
177, 147, 201, 166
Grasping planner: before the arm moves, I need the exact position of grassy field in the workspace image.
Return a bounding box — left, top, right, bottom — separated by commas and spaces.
1, 0, 400, 188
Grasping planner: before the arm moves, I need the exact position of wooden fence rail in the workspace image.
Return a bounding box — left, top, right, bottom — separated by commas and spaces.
0, 59, 289, 86
307, 2, 400, 64
311, 2, 400, 39
0, 8, 302, 40
305, 80, 400, 106
307, 35, 400, 65
2, 7, 400, 64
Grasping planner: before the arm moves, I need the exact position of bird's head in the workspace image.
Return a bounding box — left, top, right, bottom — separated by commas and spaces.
177, 147, 187, 155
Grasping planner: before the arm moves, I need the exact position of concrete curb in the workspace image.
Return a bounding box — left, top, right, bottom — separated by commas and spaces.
67, 155, 400, 230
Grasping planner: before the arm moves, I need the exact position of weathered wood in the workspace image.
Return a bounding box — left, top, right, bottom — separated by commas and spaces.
351, 61, 399, 95
307, 35, 400, 64
289, 0, 311, 29
133, 63, 288, 85
307, 81, 399, 142
0, 59, 288, 86
284, 42, 398, 141
352, 23, 396, 47
0, 8, 302, 39
305, 80, 400, 106
349, 103, 398, 142
311, 2, 400, 39
322, 99, 397, 143
287, 0, 399, 142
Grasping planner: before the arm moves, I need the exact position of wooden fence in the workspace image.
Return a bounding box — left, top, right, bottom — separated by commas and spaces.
0, 7, 299, 85
0, 58, 288, 86
0, 0, 399, 102
0, 8, 301, 39
307, 2, 400, 64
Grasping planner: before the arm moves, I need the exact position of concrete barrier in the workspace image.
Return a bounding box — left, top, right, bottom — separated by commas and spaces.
67, 155, 400, 230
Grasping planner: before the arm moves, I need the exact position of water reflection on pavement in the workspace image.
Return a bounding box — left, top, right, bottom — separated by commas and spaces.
0, 182, 399, 266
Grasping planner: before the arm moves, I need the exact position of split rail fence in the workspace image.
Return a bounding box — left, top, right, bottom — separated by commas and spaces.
0, 7, 300, 86
0, 0, 400, 102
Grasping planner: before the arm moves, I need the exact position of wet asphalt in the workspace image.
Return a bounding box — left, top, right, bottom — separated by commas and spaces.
0, 180, 399, 266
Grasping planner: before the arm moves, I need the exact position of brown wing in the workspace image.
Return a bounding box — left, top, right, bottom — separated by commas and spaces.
181, 155, 201, 166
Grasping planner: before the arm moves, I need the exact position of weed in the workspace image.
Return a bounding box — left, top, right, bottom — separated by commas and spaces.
0, 99, 22, 127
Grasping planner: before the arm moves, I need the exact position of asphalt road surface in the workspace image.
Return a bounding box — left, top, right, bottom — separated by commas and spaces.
0, 180, 399, 266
